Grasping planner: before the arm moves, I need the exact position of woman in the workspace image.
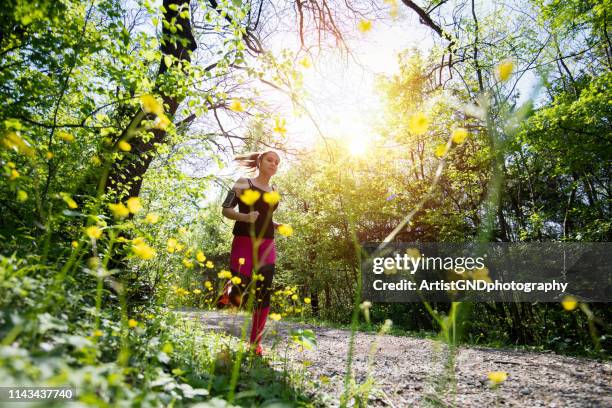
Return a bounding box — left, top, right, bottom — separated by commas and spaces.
219, 150, 281, 356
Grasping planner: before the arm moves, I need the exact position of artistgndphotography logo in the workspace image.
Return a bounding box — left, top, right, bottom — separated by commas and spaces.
362, 243, 612, 302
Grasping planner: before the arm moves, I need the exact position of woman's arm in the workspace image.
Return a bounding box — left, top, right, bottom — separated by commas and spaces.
221, 178, 259, 223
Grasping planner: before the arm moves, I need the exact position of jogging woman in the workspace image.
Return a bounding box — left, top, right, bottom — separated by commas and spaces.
219, 150, 281, 356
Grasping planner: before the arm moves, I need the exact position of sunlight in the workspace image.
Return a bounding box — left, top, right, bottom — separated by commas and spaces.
348, 135, 367, 156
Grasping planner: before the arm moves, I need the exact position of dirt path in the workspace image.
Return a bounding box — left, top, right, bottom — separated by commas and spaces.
183, 310, 612, 407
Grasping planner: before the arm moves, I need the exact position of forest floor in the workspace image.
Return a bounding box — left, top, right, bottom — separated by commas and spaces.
182, 310, 611, 407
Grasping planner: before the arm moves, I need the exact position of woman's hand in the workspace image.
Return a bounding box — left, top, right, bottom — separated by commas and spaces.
243, 211, 260, 223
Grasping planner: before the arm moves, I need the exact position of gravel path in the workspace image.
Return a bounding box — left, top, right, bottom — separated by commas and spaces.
183, 310, 612, 407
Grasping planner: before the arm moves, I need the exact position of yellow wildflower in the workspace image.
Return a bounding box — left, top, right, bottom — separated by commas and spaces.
128, 319, 138, 328
229, 99, 244, 112
167, 238, 178, 253
145, 213, 159, 224
46, 151, 54, 160
451, 128, 468, 144
140, 94, 164, 116
240, 189, 261, 205
408, 112, 430, 135
178, 227, 187, 235
357, 19, 372, 33
238, 257, 245, 265
91, 155, 101, 165
2, 132, 35, 156
17, 190, 28, 201
118, 141, 131, 152
263, 191, 281, 205
61, 193, 78, 209
196, 250, 206, 262
273, 117, 287, 136
162, 343, 174, 354
561, 295, 578, 311
86, 226, 102, 240
231, 276, 241, 285
58, 131, 74, 142
204, 281, 212, 289
126, 197, 142, 213
154, 114, 171, 130
132, 240, 156, 260
299, 57, 311, 69
304, 297, 311, 304
218, 270, 232, 279
206, 260, 214, 269
9, 169, 19, 180
109, 202, 129, 218
487, 371, 508, 385
193, 289, 202, 295
278, 224, 293, 237
71, 240, 79, 248
92, 329, 103, 337
434, 144, 448, 158
496, 60, 514, 82
182, 258, 194, 269
269, 313, 281, 321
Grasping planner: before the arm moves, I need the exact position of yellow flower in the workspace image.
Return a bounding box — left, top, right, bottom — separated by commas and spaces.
408, 112, 430, 135
357, 19, 372, 33
487, 371, 508, 385
218, 270, 232, 279
140, 94, 164, 116
496, 60, 514, 82
128, 319, 138, 328
92, 329, 103, 337
291, 294, 298, 301
561, 295, 578, 311
9, 169, 19, 180
278, 224, 293, 237
167, 238, 178, 253
86, 226, 102, 240
61, 193, 78, 209
269, 313, 281, 321
229, 99, 244, 112
127, 197, 142, 213
109, 202, 129, 218
58, 131, 74, 142
193, 289, 202, 295
17, 190, 28, 201
304, 297, 311, 304
2, 132, 35, 156
299, 57, 311, 69
154, 114, 171, 130
118, 140, 131, 152
145, 213, 159, 224
46, 151, 54, 160
182, 258, 194, 269
178, 227, 187, 235
204, 281, 212, 289
71, 240, 79, 248
263, 191, 281, 205
238, 257, 245, 265
91, 155, 101, 165
196, 250, 206, 262
162, 342, 174, 354
231, 276, 241, 285
206, 261, 214, 268
434, 144, 448, 158
451, 128, 468, 144
175, 243, 184, 252
132, 240, 156, 260
240, 189, 261, 205
273, 118, 287, 136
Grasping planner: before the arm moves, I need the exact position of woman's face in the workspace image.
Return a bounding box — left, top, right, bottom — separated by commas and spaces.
259, 152, 280, 176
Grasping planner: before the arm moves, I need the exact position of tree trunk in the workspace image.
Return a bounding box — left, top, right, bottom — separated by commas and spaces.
105, 0, 196, 197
